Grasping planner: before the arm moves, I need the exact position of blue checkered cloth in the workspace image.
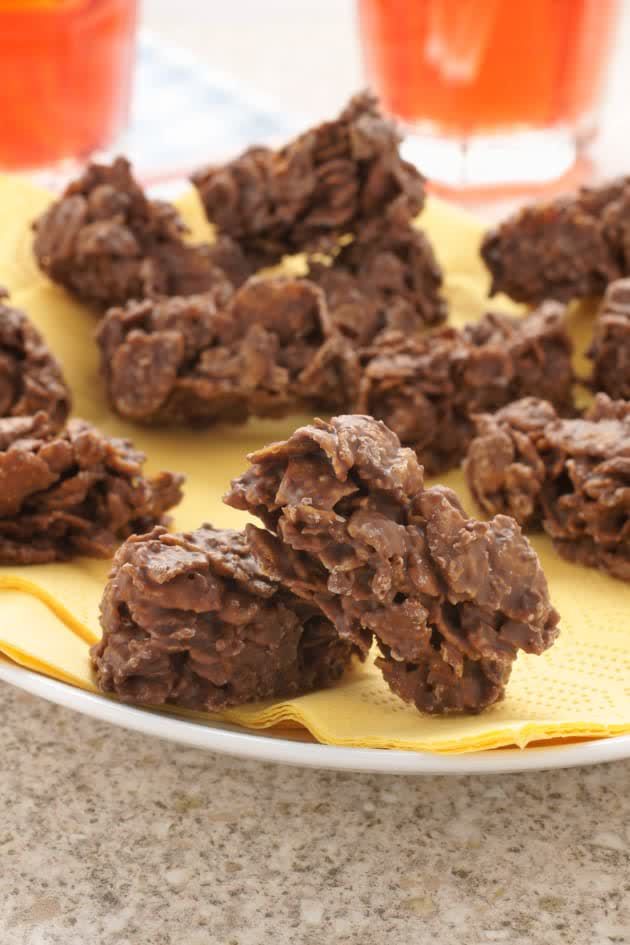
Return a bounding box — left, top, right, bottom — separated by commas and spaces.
119, 32, 302, 179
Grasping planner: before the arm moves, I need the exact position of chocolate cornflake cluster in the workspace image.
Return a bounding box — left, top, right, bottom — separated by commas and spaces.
226, 415, 559, 713
97, 277, 361, 425
357, 303, 574, 474
588, 278, 630, 400
481, 178, 630, 304
309, 219, 446, 343
192, 91, 426, 259
33, 157, 250, 310
0, 413, 183, 563
92, 525, 354, 709
0, 289, 70, 430
465, 394, 630, 580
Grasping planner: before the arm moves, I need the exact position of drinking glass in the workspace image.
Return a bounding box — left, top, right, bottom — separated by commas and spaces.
358, 0, 622, 192
0, 0, 138, 172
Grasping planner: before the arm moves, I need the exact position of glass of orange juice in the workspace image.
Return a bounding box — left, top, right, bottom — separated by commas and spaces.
358, 0, 622, 192
0, 0, 138, 171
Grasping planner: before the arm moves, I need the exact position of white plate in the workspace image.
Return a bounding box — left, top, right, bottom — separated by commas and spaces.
8, 51, 630, 778
2, 659, 629, 775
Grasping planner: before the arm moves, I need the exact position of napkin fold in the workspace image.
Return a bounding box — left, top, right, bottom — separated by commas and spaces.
0, 174, 628, 753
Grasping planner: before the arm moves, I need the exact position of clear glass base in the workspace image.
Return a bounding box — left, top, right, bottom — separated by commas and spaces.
401, 126, 586, 196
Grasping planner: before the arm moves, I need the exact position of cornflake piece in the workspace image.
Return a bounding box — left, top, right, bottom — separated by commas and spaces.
465, 394, 630, 580
192, 91, 426, 257
588, 278, 630, 400
97, 277, 361, 425
309, 219, 446, 344
0, 289, 70, 430
357, 303, 573, 474
33, 157, 249, 309
226, 415, 559, 713
92, 525, 355, 709
0, 413, 183, 563
481, 178, 630, 304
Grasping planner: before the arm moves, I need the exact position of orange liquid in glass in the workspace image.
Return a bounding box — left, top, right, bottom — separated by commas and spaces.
359, 0, 619, 135
0, 0, 138, 169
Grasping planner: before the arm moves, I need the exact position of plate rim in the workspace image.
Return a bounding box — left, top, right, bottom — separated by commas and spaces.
2, 659, 629, 776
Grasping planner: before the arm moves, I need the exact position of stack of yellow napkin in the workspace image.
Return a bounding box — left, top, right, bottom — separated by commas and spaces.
0, 174, 628, 753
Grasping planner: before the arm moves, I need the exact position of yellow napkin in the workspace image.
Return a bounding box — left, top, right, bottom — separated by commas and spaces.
0, 173, 628, 754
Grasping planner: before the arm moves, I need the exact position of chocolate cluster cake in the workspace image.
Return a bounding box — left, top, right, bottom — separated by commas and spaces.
465, 395, 630, 580
481, 178, 630, 304
192, 91, 426, 257
97, 277, 361, 425
226, 414, 559, 713
357, 304, 574, 473
93, 525, 355, 710
588, 278, 630, 401
0, 289, 70, 430
33, 157, 250, 310
0, 413, 183, 563
192, 92, 446, 338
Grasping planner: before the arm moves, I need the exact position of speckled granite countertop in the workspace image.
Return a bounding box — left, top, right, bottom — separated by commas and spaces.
2, 682, 629, 945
